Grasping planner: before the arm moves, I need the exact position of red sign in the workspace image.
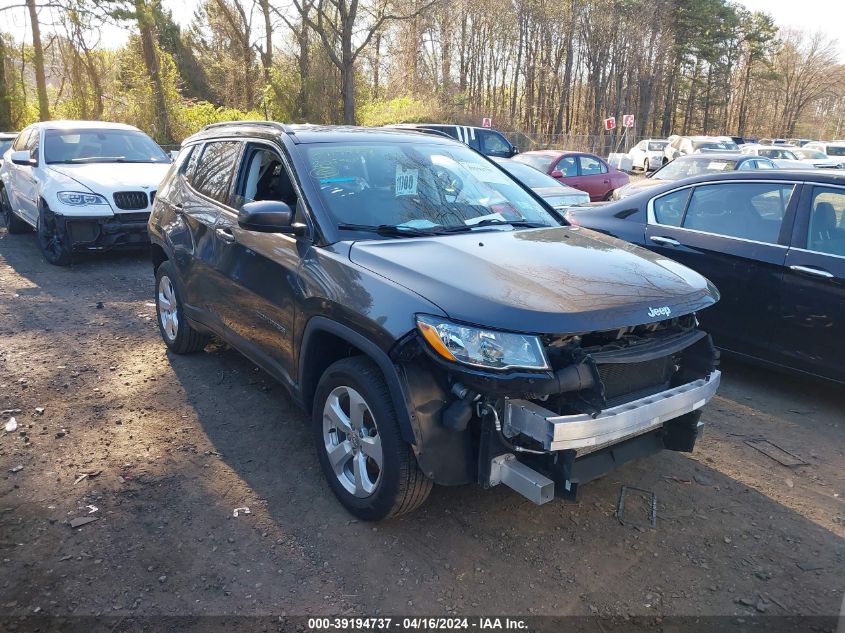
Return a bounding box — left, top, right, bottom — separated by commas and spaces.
623, 114, 635, 128
482, 117, 492, 128
604, 117, 616, 131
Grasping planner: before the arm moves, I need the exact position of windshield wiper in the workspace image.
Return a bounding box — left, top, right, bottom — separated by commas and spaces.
337, 223, 450, 237
338, 219, 549, 237
436, 218, 548, 232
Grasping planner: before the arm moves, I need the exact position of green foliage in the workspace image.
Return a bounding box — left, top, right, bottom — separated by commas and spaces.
357, 96, 442, 127
172, 101, 264, 139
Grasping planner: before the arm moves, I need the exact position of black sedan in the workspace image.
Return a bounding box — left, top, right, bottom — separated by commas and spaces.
612, 152, 776, 199
566, 170, 845, 383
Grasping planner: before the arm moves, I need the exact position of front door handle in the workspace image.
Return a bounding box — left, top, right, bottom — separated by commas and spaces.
649, 235, 681, 247
789, 265, 834, 279
215, 227, 236, 243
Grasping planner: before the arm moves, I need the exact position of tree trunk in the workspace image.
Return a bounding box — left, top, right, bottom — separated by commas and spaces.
26, 0, 50, 121
341, 61, 355, 125
298, 24, 310, 119
0, 39, 12, 130
135, 0, 171, 142
257, 0, 284, 112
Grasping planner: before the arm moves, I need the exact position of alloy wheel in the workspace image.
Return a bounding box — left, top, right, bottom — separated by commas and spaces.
322, 385, 383, 498
0, 189, 10, 225
157, 275, 179, 342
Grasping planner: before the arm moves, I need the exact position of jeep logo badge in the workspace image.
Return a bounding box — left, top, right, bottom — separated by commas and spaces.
648, 306, 672, 318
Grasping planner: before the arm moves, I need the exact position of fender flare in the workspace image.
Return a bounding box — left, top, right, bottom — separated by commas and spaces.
299, 316, 417, 446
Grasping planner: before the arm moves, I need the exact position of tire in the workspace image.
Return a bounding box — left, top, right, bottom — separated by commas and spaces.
643, 158, 650, 173
314, 356, 432, 521
603, 189, 615, 201
37, 203, 73, 266
1, 187, 31, 234
154, 260, 208, 354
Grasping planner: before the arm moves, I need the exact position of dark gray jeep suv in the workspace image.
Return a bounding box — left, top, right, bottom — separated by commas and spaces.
148, 122, 722, 520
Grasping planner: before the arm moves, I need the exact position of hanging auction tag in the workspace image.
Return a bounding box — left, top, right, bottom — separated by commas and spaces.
395, 166, 419, 196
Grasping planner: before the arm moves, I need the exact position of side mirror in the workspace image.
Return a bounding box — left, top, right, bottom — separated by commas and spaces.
169, 150, 179, 161
238, 200, 306, 236
550, 170, 564, 179
509, 146, 519, 157
11, 150, 36, 167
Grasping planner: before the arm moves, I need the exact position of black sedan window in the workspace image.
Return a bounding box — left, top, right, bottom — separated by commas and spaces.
807, 188, 845, 256
682, 183, 794, 244
653, 188, 691, 226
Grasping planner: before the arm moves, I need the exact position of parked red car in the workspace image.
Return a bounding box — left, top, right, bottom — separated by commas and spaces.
512, 150, 630, 201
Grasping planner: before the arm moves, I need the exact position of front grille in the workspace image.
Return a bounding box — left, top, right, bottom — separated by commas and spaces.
113, 191, 149, 210
112, 211, 150, 223
598, 356, 675, 406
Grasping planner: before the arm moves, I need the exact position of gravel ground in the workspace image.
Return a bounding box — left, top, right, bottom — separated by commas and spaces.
0, 226, 843, 629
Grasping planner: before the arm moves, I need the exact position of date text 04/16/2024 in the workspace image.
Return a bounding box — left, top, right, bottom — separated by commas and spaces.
306, 617, 529, 630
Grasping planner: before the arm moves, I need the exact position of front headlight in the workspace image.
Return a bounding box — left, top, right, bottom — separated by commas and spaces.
416, 315, 549, 370
57, 191, 109, 206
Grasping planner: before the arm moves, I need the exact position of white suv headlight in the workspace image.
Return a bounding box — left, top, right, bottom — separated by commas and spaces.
57, 191, 109, 206
416, 315, 549, 370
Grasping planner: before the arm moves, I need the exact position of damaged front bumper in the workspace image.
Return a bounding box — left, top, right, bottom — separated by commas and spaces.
59, 213, 151, 251
504, 370, 721, 454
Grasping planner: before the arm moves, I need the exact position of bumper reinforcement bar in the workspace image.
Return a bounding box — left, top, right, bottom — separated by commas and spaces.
504, 370, 721, 454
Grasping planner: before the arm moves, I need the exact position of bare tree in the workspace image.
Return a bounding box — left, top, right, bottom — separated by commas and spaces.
26, 0, 51, 120
293, 0, 439, 123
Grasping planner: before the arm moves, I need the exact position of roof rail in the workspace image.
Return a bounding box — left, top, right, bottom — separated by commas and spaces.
200, 120, 288, 132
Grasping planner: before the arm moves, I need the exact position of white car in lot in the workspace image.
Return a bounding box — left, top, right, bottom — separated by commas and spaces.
0, 120, 171, 265
791, 147, 845, 169
627, 139, 668, 172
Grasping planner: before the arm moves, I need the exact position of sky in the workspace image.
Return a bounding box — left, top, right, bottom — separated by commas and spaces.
0, 0, 842, 58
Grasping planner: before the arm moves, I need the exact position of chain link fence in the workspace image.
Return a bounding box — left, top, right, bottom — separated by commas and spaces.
505, 130, 651, 157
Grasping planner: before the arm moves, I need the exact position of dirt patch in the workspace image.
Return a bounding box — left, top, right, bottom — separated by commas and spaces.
1, 228, 843, 621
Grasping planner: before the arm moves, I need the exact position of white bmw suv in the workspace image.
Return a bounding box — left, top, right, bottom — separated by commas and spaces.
0, 120, 171, 265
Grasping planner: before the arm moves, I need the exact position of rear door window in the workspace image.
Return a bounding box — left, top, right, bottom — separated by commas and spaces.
806, 187, 845, 256
682, 182, 794, 243
189, 141, 241, 204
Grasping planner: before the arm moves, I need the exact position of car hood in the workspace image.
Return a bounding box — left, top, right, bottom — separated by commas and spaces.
348, 226, 718, 334
614, 177, 665, 199
535, 186, 587, 199
47, 162, 171, 193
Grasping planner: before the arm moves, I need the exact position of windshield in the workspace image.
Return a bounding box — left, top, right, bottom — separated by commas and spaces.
44, 128, 170, 164
511, 153, 555, 172
304, 143, 559, 232
759, 148, 797, 160
826, 146, 845, 157
654, 156, 737, 180
0, 140, 12, 156
647, 141, 668, 151
495, 160, 565, 189
694, 140, 738, 151
795, 149, 827, 160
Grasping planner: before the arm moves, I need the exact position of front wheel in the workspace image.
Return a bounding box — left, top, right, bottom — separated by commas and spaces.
155, 260, 208, 354
37, 204, 72, 266
643, 158, 650, 173
314, 357, 432, 520
1, 187, 30, 234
